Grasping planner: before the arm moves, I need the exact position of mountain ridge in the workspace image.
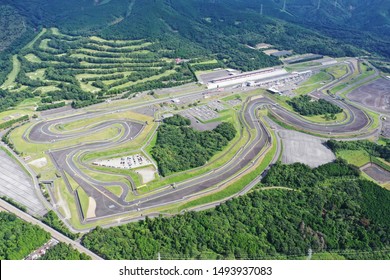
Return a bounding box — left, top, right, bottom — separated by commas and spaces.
0, 0, 389, 73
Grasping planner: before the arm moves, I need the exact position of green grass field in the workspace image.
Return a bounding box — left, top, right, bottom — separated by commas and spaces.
24, 28, 47, 50
26, 69, 45, 80
337, 150, 370, 167
330, 83, 348, 94
105, 186, 124, 197
302, 112, 346, 124
1, 55, 20, 89
326, 64, 348, 79
78, 166, 133, 190
190, 59, 218, 66
310, 252, 346, 260
77, 187, 90, 219
294, 71, 333, 95
25, 53, 42, 63
0, 109, 33, 124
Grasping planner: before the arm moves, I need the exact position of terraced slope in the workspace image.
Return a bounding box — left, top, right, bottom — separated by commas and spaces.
10, 28, 195, 100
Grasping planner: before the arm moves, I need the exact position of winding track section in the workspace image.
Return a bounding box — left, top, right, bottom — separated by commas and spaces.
26, 71, 373, 222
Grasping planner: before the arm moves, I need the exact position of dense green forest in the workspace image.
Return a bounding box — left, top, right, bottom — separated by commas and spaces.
2, 0, 389, 111
151, 115, 237, 176
0, 115, 29, 130
327, 140, 390, 162
0, 212, 50, 260
0, 89, 35, 112
41, 211, 79, 240
36, 102, 66, 112
287, 95, 343, 116
1, 196, 28, 212
4, 0, 386, 78
39, 243, 91, 260
0, 5, 27, 52
82, 160, 390, 260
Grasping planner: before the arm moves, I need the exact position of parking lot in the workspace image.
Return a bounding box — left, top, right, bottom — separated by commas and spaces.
93, 154, 152, 170
208, 100, 225, 111
0, 149, 47, 216
227, 99, 242, 107
179, 111, 221, 131
279, 130, 336, 168
183, 105, 219, 122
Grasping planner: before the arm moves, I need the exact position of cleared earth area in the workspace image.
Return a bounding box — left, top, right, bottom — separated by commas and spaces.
362, 164, 390, 183
347, 78, 390, 113
0, 149, 46, 215
279, 130, 335, 168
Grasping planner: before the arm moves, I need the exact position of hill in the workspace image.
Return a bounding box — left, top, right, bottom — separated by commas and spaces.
1, 1, 381, 62
1, 1, 389, 86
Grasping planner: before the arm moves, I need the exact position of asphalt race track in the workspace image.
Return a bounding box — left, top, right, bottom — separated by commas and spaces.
25, 87, 372, 222
271, 98, 371, 135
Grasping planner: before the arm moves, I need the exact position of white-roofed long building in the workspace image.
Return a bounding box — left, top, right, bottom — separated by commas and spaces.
207, 68, 288, 89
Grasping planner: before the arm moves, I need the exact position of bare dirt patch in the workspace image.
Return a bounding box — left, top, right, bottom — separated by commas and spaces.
136, 166, 157, 184
361, 163, 390, 183
86, 197, 96, 219
347, 78, 390, 113
28, 157, 48, 168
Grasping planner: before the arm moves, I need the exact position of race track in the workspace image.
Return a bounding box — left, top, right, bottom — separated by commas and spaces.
25, 91, 372, 221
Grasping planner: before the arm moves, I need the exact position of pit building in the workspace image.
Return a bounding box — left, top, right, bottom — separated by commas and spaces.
207, 68, 288, 89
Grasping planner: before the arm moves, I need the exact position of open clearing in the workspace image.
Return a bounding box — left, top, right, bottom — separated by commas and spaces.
136, 166, 157, 184
86, 197, 97, 219
347, 78, 390, 113
293, 71, 333, 95
0, 149, 47, 216
279, 130, 335, 168
28, 157, 48, 168
362, 163, 390, 183
337, 150, 370, 167
1, 55, 20, 89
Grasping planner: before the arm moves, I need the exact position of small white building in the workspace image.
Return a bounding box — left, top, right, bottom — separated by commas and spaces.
267, 88, 280, 94
171, 98, 180, 104
162, 113, 174, 119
